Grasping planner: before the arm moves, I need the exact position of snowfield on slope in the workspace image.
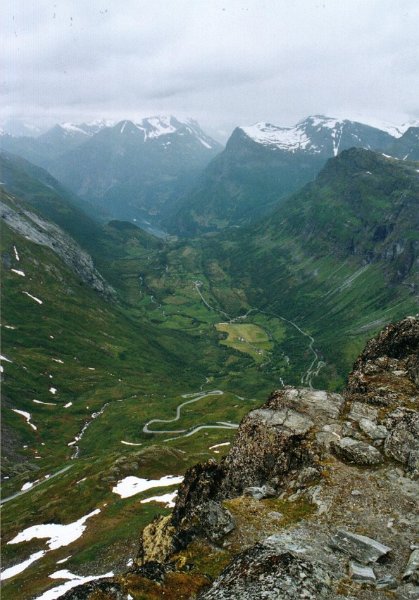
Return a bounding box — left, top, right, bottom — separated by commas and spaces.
112, 475, 184, 499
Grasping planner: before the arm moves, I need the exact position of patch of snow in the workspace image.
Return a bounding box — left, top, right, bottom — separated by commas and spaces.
33, 399, 57, 406
56, 556, 71, 565
60, 122, 91, 135
8, 509, 101, 551
241, 122, 308, 150
21, 481, 34, 491
64, 402, 72, 408
13, 246, 20, 261
306, 115, 341, 130
49, 387, 57, 395
23, 291, 43, 304
0, 550, 45, 581
52, 359, 64, 364
33, 569, 113, 600
126, 558, 134, 567
209, 442, 231, 450
12, 409, 37, 431
352, 117, 419, 138
140, 491, 178, 508
112, 475, 184, 499
144, 115, 178, 139
381, 153, 400, 160
0, 354, 12, 362
50, 335, 55, 339
4, 325, 16, 329
11, 268, 25, 276
87, 367, 95, 370
121, 440, 142, 446
59, 120, 113, 136
198, 137, 212, 149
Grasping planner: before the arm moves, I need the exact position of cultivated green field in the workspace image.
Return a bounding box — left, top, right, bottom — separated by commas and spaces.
215, 322, 272, 362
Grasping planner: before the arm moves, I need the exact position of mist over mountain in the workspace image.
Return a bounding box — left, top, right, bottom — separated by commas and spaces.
1, 116, 222, 232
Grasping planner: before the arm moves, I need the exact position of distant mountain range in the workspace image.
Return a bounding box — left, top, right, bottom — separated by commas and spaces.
171, 115, 419, 235
1, 115, 418, 237
0, 116, 222, 231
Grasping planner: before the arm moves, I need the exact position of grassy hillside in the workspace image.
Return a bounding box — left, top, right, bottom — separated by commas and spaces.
1, 148, 417, 599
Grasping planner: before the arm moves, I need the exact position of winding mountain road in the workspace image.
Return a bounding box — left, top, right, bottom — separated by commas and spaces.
143, 390, 225, 434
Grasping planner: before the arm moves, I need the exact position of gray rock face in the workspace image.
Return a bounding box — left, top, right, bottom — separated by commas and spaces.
60, 580, 125, 599
199, 500, 235, 542
396, 583, 419, 599
243, 484, 276, 500
349, 561, 376, 583
403, 549, 419, 583
384, 409, 419, 473
220, 404, 315, 495
265, 388, 344, 424
345, 316, 419, 410
135, 318, 418, 599
358, 418, 388, 440
376, 575, 398, 589
349, 402, 379, 422
199, 538, 332, 600
331, 437, 383, 466
1, 198, 114, 298
331, 529, 391, 564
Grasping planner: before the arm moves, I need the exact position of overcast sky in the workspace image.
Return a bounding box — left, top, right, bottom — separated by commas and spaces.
2, 0, 418, 140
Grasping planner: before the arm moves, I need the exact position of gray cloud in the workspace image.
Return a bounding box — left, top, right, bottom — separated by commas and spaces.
2, 0, 418, 140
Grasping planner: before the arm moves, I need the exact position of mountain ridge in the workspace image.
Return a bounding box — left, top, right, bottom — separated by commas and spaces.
171, 117, 419, 235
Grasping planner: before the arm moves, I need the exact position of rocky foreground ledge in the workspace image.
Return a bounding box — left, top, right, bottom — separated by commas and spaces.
64, 317, 419, 599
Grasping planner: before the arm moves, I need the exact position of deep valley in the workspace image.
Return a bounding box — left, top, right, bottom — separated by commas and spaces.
0, 114, 418, 599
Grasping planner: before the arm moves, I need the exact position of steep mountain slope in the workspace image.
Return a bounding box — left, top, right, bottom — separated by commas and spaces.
171, 116, 419, 235
40, 317, 418, 599
136, 149, 418, 389
211, 148, 418, 378
388, 126, 419, 161
1, 184, 213, 476
0, 183, 270, 600
47, 116, 222, 229
0, 152, 105, 250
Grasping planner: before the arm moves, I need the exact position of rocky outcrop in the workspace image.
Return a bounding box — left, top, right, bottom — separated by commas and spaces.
60, 580, 126, 599
199, 536, 333, 600
345, 315, 418, 408
1, 193, 114, 298
78, 317, 419, 599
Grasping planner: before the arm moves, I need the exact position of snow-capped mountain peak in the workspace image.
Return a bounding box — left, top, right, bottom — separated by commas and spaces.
343, 117, 419, 139
59, 119, 115, 137
114, 115, 217, 150
239, 119, 322, 153
238, 115, 417, 157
